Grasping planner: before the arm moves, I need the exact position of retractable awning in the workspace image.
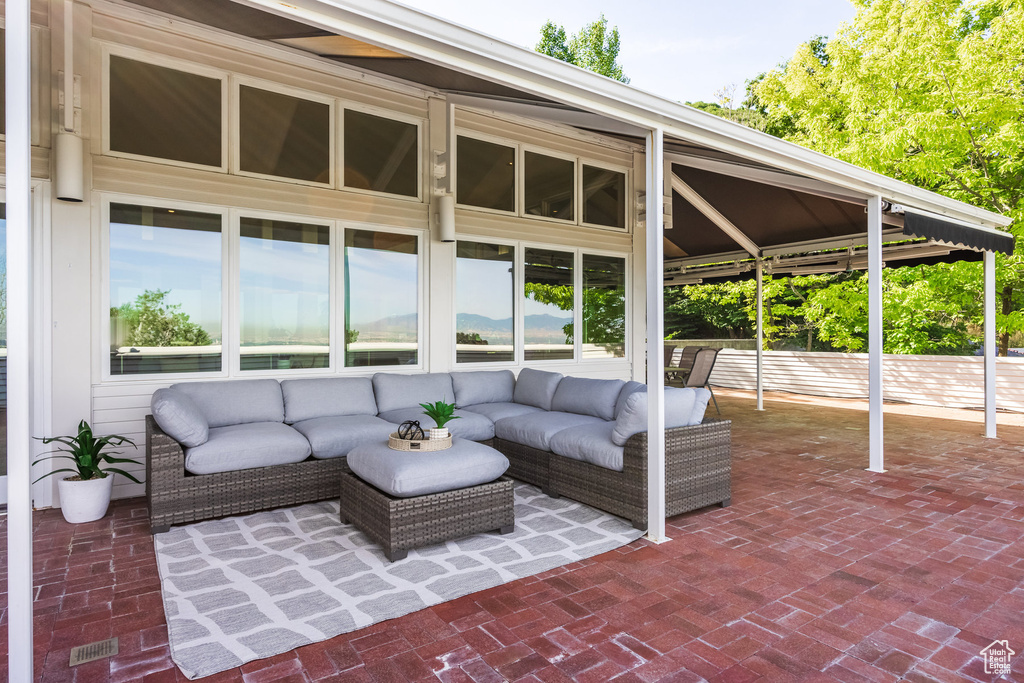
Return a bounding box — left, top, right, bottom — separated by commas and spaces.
902, 207, 1015, 255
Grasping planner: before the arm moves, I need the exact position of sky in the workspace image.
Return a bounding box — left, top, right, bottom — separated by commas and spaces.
394, 0, 856, 103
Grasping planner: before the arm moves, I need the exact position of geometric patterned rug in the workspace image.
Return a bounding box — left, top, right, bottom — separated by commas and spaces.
154, 483, 644, 679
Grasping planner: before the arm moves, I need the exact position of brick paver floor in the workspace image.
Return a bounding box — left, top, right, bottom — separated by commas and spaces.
2, 389, 1023, 682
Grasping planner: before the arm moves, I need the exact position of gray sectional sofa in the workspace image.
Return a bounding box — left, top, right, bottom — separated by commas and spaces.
146, 368, 731, 532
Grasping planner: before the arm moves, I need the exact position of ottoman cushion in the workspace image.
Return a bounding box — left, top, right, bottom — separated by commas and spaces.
347, 439, 509, 497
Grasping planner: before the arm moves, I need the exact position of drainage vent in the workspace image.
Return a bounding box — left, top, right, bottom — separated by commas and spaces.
69, 637, 118, 666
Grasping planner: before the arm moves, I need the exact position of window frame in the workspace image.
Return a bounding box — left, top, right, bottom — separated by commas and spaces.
340, 222, 427, 372
231, 76, 336, 189
519, 144, 579, 225
231, 208, 336, 375
99, 193, 232, 382
101, 44, 229, 173
453, 130, 520, 218
579, 161, 631, 232
452, 234, 630, 368
340, 103, 425, 203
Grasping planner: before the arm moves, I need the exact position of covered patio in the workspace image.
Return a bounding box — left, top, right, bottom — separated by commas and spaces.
3, 390, 1023, 682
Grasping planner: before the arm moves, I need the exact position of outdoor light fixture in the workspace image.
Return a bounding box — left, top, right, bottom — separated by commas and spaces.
56, 0, 84, 202
437, 194, 456, 242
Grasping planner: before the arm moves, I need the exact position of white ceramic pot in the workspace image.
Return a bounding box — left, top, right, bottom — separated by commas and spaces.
57, 474, 114, 523
429, 427, 449, 440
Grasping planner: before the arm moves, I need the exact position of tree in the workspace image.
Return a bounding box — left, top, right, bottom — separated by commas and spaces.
536, 14, 629, 83
754, 0, 1024, 354
111, 289, 212, 347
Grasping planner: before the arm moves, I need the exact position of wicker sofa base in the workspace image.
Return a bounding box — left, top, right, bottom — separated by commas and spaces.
495, 419, 732, 529
338, 473, 515, 561
145, 416, 348, 533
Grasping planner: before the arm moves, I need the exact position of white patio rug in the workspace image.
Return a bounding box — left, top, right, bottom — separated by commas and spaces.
154, 483, 644, 679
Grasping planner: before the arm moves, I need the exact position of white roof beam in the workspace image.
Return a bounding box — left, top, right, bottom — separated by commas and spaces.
670, 173, 760, 257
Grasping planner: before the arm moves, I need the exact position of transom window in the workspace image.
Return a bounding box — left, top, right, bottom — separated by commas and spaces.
456, 136, 515, 212
238, 85, 331, 183
343, 110, 419, 197
524, 151, 574, 221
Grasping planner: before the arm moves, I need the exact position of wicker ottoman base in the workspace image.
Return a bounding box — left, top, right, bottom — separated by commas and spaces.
339, 473, 515, 561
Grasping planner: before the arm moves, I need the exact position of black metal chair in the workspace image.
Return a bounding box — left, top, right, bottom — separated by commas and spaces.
685, 347, 721, 413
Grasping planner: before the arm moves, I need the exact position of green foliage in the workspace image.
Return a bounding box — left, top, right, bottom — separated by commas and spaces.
32, 420, 142, 483
536, 15, 629, 83
456, 331, 488, 345
754, 0, 1024, 351
686, 100, 770, 133
346, 329, 360, 344
111, 289, 212, 347
419, 400, 460, 429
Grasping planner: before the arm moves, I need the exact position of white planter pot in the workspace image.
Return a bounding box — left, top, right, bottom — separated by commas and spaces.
57, 475, 113, 523
429, 427, 449, 440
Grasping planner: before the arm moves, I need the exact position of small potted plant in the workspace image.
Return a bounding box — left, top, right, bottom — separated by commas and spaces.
33, 420, 143, 523
419, 399, 460, 440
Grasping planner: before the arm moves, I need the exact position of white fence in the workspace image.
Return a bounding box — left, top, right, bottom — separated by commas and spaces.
709, 349, 1024, 413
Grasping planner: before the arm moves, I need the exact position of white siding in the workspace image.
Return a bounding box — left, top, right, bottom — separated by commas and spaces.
711, 349, 1024, 413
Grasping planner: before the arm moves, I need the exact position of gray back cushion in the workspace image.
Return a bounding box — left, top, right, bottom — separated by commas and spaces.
280, 377, 378, 423
151, 388, 209, 447
611, 387, 701, 446
615, 381, 646, 418
372, 372, 455, 413
451, 370, 515, 406
513, 368, 563, 411
172, 379, 284, 428
551, 376, 625, 421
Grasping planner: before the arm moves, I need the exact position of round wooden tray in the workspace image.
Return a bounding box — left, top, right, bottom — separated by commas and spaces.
388, 433, 452, 452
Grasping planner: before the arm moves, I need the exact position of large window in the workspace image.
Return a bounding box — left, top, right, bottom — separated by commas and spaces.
582, 254, 626, 359
1, 204, 6, 478
583, 165, 626, 228
239, 218, 330, 371
239, 85, 331, 183
344, 230, 419, 366
343, 110, 418, 197
524, 248, 574, 361
524, 151, 574, 221
108, 56, 222, 167
456, 242, 515, 363
457, 136, 515, 212
109, 204, 222, 375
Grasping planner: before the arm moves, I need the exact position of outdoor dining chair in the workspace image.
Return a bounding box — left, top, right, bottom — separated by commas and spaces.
684, 347, 721, 413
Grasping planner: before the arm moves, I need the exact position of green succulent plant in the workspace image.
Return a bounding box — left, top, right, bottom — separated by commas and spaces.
419, 399, 461, 429
32, 420, 143, 483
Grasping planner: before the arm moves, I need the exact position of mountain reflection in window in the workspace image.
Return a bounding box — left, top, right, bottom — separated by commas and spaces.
582, 254, 626, 359
344, 229, 419, 367
524, 248, 574, 361
456, 241, 514, 363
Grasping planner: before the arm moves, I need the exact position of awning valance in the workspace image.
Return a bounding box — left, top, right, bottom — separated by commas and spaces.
903, 208, 1014, 255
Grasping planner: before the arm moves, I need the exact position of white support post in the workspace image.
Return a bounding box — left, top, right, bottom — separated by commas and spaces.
755, 258, 764, 411
867, 196, 885, 472
645, 128, 667, 542
984, 250, 997, 438
7, 0, 35, 680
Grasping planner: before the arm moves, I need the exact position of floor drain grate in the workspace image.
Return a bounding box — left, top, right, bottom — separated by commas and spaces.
69, 637, 118, 666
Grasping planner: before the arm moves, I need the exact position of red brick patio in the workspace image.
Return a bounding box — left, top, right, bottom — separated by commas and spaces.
2, 389, 1023, 682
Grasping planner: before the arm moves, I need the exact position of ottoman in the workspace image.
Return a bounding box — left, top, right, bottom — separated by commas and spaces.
340, 438, 515, 561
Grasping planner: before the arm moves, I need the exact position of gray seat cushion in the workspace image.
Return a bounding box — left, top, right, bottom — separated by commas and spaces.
494, 411, 605, 451
184, 422, 311, 475
612, 387, 707, 446
377, 407, 495, 441
372, 373, 456, 413
549, 422, 625, 472
451, 370, 515, 406
291, 415, 397, 460
513, 368, 563, 410
151, 388, 209, 447
281, 377, 378, 423
551, 376, 625, 420
461, 402, 543, 423
172, 379, 284, 428
347, 439, 509, 497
